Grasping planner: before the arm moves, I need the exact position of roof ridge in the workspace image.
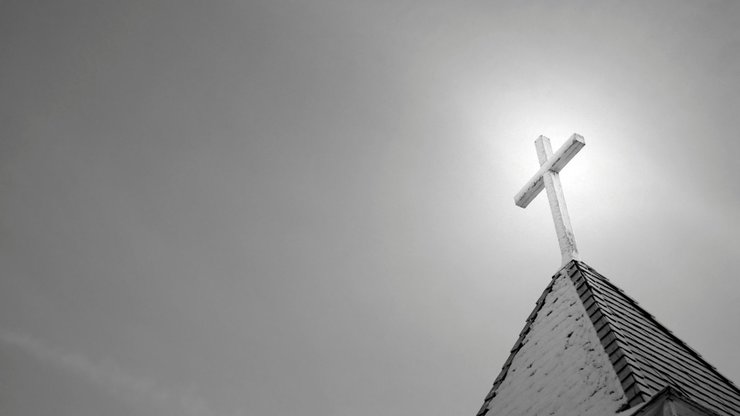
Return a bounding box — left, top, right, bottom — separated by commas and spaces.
573, 261, 740, 398
566, 261, 648, 409
475, 273, 560, 416
571, 260, 740, 415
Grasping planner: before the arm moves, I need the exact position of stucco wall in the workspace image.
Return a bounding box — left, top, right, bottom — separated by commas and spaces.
485, 273, 627, 415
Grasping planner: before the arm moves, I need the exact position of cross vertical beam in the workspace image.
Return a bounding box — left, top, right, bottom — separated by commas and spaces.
536, 136, 579, 265
514, 134, 585, 265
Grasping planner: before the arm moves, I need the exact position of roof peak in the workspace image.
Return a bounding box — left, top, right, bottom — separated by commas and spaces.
477, 261, 740, 416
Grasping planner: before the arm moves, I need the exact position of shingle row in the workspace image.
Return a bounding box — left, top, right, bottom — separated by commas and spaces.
567, 261, 740, 416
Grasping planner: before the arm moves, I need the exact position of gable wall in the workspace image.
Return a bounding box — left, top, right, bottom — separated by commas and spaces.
484, 272, 626, 415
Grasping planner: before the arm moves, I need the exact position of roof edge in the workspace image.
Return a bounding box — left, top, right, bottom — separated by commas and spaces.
475, 269, 561, 416
565, 261, 649, 408
573, 260, 740, 399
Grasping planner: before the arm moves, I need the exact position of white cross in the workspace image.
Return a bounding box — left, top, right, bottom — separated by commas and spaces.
514, 134, 585, 265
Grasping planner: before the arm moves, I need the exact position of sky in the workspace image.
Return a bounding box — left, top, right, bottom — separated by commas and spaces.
1, 1, 739, 415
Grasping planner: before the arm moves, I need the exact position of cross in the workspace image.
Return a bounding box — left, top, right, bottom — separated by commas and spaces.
514, 134, 585, 265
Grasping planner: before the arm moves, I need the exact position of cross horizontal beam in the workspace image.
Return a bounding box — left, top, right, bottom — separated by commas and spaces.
514, 134, 585, 208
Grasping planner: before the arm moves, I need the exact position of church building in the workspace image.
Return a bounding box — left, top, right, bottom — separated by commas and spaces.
476, 135, 740, 416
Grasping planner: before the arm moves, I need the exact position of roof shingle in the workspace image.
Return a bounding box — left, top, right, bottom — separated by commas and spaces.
567, 261, 740, 415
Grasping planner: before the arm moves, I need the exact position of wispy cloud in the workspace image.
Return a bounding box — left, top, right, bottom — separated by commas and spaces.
0, 329, 234, 416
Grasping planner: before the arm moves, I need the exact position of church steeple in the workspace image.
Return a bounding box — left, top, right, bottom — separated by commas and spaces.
476, 136, 740, 415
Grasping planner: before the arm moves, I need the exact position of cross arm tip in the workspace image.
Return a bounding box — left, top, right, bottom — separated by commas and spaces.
514, 195, 528, 208
514, 179, 542, 208
570, 133, 585, 145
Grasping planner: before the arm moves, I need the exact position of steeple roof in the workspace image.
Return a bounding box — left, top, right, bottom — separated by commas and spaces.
477, 260, 740, 416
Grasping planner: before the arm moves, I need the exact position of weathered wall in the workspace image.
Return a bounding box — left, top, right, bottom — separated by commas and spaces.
485, 273, 626, 415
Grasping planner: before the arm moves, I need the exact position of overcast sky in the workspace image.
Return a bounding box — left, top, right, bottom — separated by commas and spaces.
1, 1, 739, 415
